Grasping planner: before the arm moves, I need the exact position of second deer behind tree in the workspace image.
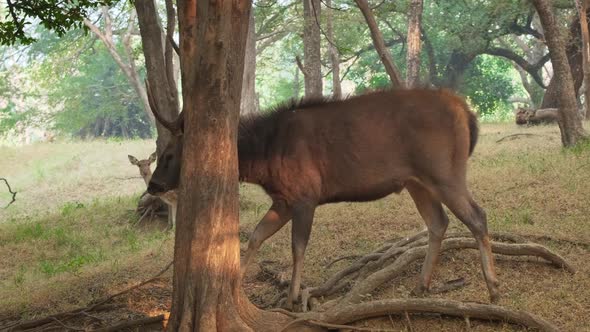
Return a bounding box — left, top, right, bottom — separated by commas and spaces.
129, 152, 177, 230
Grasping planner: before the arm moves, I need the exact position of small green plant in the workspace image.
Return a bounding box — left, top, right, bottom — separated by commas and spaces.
60, 201, 84, 217
14, 222, 45, 242
13, 266, 26, 287
32, 161, 46, 181
122, 228, 140, 252
566, 137, 590, 156
516, 207, 534, 225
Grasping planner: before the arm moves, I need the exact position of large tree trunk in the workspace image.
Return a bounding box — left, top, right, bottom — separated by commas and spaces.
406, 0, 423, 87
241, 11, 259, 115
135, 0, 180, 155
354, 0, 404, 87
303, 0, 323, 98
166, 1, 290, 330
577, 0, 590, 119
326, 0, 342, 98
533, 0, 586, 147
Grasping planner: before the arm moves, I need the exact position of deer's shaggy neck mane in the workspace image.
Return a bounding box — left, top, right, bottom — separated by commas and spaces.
237, 97, 331, 183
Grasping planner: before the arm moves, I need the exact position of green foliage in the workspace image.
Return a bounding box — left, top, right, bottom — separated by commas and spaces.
460, 55, 518, 116
33, 33, 152, 138
0, 0, 115, 45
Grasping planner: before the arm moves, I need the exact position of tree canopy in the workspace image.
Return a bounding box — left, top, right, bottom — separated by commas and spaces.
0, 0, 581, 137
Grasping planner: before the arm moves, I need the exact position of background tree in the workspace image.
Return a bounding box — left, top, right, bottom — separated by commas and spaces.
83, 4, 155, 125
406, 0, 423, 87
576, 0, 590, 119
241, 11, 260, 115
326, 0, 342, 98
354, 0, 404, 87
134, 0, 179, 155
532, 0, 586, 146
302, 0, 323, 98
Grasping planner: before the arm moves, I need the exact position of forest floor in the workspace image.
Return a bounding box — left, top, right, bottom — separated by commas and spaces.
1, 122, 589, 331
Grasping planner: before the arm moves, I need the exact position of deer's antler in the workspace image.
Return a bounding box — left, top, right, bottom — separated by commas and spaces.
145, 79, 184, 136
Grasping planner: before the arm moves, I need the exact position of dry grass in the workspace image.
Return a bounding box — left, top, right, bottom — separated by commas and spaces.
1, 123, 589, 331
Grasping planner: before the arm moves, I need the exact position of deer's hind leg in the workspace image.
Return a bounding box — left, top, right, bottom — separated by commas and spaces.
437, 183, 500, 303
406, 181, 450, 295
287, 201, 316, 310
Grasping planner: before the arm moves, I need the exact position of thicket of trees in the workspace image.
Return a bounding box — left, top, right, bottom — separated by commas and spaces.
4, 0, 587, 141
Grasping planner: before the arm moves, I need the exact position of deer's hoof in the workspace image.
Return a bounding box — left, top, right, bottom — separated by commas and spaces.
411, 284, 428, 297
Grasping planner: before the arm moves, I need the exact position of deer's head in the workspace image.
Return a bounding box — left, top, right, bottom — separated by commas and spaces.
144, 80, 184, 196
128, 152, 157, 186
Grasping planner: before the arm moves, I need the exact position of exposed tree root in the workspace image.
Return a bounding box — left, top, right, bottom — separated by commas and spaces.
429, 277, 467, 294
275, 230, 573, 331
496, 133, 549, 143
287, 298, 560, 332
303, 231, 574, 308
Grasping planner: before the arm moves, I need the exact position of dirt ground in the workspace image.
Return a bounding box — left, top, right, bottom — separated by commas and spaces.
1, 122, 589, 331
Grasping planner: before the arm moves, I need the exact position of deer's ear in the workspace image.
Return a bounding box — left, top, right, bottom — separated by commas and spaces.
128, 155, 139, 165
149, 152, 157, 164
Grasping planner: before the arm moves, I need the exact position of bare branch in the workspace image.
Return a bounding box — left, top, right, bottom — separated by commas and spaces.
295, 55, 307, 77
354, 0, 404, 87
484, 47, 549, 88
1, 178, 17, 208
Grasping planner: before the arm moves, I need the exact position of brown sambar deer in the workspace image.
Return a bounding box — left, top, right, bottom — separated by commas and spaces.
147, 89, 500, 308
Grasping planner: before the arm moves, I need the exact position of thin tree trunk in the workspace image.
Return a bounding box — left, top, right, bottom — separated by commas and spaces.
294, 65, 301, 98
83, 7, 154, 125
241, 11, 259, 115
354, 0, 404, 87
303, 0, 323, 98
422, 29, 437, 86
135, 0, 180, 155
326, 0, 341, 98
406, 0, 423, 87
167, 0, 290, 330
533, 0, 586, 146
577, 0, 590, 119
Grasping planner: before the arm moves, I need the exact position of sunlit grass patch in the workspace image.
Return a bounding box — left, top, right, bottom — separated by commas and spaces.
0, 195, 173, 316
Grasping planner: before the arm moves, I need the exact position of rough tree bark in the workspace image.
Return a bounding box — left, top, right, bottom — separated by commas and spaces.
406, 0, 423, 87
533, 0, 586, 147
326, 0, 342, 98
135, 0, 180, 155
303, 0, 323, 98
241, 11, 259, 115
354, 0, 404, 87
166, 1, 290, 330
577, 0, 590, 119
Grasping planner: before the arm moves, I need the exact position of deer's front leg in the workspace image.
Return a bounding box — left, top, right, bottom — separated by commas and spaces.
241, 200, 292, 278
